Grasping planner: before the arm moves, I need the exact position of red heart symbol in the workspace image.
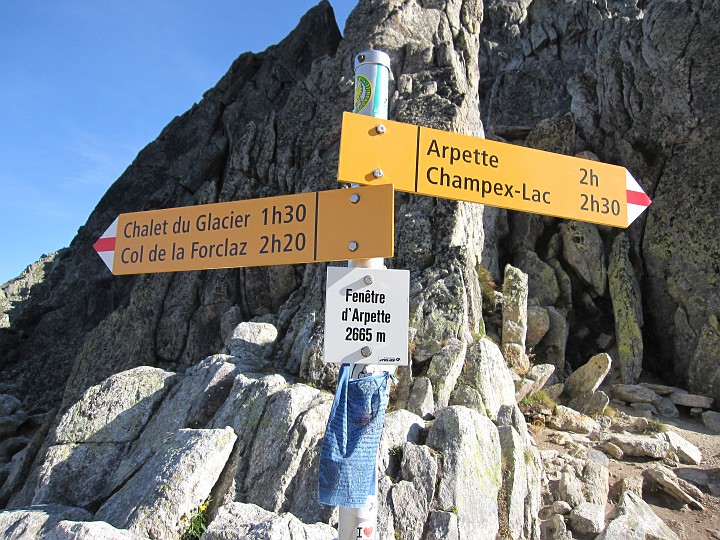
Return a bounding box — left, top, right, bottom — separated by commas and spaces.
363, 526, 373, 538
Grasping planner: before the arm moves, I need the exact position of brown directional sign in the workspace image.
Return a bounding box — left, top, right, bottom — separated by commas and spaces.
93, 184, 394, 275
338, 112, 651, 228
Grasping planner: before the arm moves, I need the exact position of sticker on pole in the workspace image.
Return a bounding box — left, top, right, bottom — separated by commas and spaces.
324, 267, 409, 365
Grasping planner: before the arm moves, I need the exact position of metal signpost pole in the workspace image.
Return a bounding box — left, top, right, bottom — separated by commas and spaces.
337, 49, 391, 540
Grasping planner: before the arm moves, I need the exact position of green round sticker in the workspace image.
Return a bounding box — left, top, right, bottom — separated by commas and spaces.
354, 75, 372, 113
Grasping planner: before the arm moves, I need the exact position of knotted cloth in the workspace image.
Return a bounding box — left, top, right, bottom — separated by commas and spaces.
318, 363, 393, 507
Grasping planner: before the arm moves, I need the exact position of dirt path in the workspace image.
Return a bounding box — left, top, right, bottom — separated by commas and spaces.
532, 407, 720, 539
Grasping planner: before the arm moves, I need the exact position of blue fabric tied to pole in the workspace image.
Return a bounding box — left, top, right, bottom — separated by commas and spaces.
318, 363, 393, 508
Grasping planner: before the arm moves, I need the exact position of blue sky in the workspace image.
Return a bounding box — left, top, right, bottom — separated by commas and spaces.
0, 0, 356, 284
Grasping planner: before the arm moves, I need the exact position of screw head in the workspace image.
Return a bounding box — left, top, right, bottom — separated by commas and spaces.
357, 54, 365, 63
361, 346, 372, 357
375, 124, 386, 135
372, 168, 384, 179
363, 275, 374, 285
348, 241, 359, 252
350, 193, 360, 204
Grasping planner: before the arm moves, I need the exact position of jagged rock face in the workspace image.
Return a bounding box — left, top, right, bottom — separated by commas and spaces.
0, 0, 717, 536
480, 0, 720, 394
0, 0, 490, 411
1, 354, 542, 540
0, 1, 716, 409
0, 4, 343, 409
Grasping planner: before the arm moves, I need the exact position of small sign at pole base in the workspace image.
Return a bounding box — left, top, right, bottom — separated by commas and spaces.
325, 267, 409, 366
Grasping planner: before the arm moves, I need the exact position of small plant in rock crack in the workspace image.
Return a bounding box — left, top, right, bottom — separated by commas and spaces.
644, 418, 668, 434
181, 497, 211, 540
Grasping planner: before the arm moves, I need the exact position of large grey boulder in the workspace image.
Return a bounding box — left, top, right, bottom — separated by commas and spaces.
451, 339, 516, 421
563, 353, 611, 400
597, 490, 679, 540
32, 367, 177, 508
96, 428, 236, 540
43, 520, 147, 540
377, 409, 425, 475
568, 390, 609, 417
582, 450, 609, 508
33, 442, 131, 508
206, 370, 335, 524
406, 377, 434, 418
515, 363, 554, 403
611, 384, 661, 404
548, 405, 599, 435
108, 356, 237, 490
240, 384, 331, 522
53, 367, 176, 445
557, 469, 585, 508
514, 250, 560, 306
526, 306, 550, 350
201, 502, 335, 540
535, 307, 569, 373
501, 264, 529, 370
609, 234, 644, 384
223, 321, 278, 360
607, 434, 670, 459
389, 443, 438, 540
568, 502, 604, 535
539, 514, 572, 540
426, 407, 502, 540
0, 505, 94, 539
497, 423, 542, 540
423, 510, 460, 540
663, 430, 702, 465
644, 465, 705, 511
702, 410, 720, 433
30, 360, 236, 511
560, 222, 606, 297
426, 338, 466, 410
668, 391, 713, 409
0, 505, 144, 539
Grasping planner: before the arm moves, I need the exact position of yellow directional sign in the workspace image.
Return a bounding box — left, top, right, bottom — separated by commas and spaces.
338, 112, 651, 228
93, 184, 394, 275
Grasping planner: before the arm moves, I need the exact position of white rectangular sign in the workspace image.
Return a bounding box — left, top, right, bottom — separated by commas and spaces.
324, 267, 409, 365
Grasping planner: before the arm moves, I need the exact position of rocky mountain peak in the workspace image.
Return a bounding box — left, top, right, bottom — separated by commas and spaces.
1, 0, 719, 538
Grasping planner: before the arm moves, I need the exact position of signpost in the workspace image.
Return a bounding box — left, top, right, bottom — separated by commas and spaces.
93, 184, 394, 275
331, 49, 396, 540
92, 43, 652, 540
338, 112, 652, 228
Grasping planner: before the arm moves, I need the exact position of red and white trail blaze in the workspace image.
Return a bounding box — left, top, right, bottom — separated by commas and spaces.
93, 217, 118, 273
626, 170, 652, 227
